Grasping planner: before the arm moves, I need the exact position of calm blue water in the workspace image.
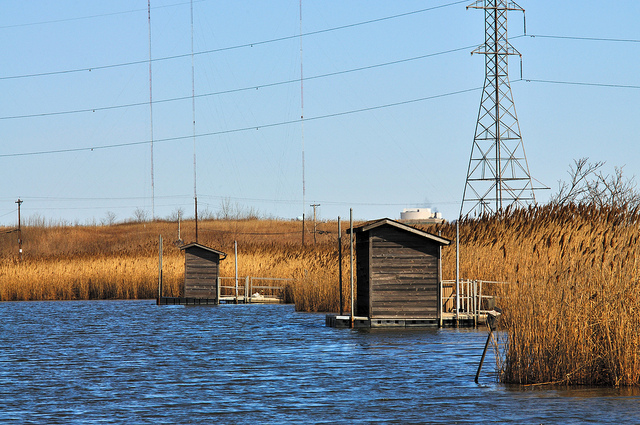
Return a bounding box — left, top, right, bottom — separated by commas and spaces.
1, 301, 638, 424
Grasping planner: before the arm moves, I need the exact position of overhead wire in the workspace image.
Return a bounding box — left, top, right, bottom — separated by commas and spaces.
2, 32, 637, 121
0, 86, 481, 158
0, 0, 208, 29
4, 5, 639, 216
7, 72, 640, 159
0, 0, 468, 81
0, 45, 476, 121
527, 34, 640, 44
521, 79, 640, 90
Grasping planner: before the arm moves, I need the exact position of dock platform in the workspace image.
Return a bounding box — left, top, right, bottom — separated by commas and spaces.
325, 312, 487, 328
157, 297, 218, 305
157, 296, 284, 305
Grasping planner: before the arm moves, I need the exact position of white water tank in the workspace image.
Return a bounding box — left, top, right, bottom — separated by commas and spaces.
400, 208, 432, 221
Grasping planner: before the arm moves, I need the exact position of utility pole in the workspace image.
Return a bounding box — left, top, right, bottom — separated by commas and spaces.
310, 203, 320, 244
15, 199, 22, 260
461, 0, 535, 217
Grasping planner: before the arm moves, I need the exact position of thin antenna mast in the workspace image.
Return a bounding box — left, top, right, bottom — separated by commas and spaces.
299, 0, 306, 245
191, 0, 198, 243
148, 0, 155, 219
16, 199, 22, 260
461, 0, 534, 217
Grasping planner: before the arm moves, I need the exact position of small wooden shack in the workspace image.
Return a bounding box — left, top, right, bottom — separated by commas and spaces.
350, 218, 451, 327
180, 243, 226, 300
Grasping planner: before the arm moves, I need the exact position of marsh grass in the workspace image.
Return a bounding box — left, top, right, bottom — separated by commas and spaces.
1, 206, 638, 386
0, 219, 349, 310
443, 204, 640, 387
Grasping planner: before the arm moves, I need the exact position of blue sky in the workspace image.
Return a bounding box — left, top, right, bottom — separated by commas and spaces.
1, 1, 639, 226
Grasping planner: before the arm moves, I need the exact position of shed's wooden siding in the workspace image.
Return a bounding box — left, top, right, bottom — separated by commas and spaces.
184, 248, 219, 299
368, 226, 439, 319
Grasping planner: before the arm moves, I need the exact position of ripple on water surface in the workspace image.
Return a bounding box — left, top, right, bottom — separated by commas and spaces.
1, 300, 639, 424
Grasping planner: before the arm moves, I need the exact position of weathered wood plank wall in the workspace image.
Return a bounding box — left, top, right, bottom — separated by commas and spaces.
184, 250, 219, 299
365, 226, 440, 319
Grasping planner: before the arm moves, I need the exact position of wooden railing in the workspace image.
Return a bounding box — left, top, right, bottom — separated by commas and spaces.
218, 276, 292, 303
442, 279, 506, 321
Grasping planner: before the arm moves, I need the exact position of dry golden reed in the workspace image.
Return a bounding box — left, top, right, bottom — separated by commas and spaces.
1, 206, 638, 386
442, 204, 640, 387
0, 218, 351, 311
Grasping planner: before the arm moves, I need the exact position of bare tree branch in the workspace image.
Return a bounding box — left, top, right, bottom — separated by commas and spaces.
550, 158, 639, 209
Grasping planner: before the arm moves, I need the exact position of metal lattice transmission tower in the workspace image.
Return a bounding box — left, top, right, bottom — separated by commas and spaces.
460, 0, 535, 217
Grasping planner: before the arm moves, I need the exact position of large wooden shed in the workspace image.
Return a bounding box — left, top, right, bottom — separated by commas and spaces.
350, 218, 450, 326
180, 243, 226, 300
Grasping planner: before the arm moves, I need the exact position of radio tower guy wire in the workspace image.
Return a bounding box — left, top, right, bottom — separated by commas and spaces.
460, 0, 535, 217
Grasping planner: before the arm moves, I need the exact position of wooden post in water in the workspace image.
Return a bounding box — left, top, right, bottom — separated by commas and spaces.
245, 276, 250, 303
216, 277, 220, 305
234, 240, 239, 304
438, 230, 443, 327
338, 216, 343, 316
473, 280, 478, 327
456, 220, 460, 325
349, 209, 354, 328
478, 280, 483, 321
158, 234, 163, 300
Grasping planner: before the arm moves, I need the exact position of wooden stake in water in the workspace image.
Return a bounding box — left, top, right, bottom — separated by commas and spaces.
475, 310, 500, 383
234, 240, 239, 304
158, 234, 163, 300
438, 233, 443, 327
456, 220, 460, 324
338, 216, 343, 315
350, 209, 354, 328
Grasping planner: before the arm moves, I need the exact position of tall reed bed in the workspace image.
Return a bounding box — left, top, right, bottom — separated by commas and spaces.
450, 205, 640, 386
2, 207, 638, 386
0, 218, 349, 310
0, 256, 183, 301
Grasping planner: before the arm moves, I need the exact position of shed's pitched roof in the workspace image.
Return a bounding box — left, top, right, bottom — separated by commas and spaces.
180, 243, 227, 259
348, 218, 451, 245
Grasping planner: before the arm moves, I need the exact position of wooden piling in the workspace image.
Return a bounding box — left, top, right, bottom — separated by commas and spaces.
349, 209, 354, 328
338, 216, 343, 315
158, 234, 163, 299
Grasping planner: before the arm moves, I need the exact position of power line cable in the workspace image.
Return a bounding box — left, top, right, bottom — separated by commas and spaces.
0, 45, 474, 121
0, 1, 467, 81
0, 210, 16, 219
0, 86, 481, 158
29, 193, 454, 207
522, 78, 640, 90
18, 195, 191, 202
527, 34, 640, 44
0, 1, 207, 29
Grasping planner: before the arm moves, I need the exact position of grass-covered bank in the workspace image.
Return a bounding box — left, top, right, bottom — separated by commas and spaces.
1, 205, 639, 386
